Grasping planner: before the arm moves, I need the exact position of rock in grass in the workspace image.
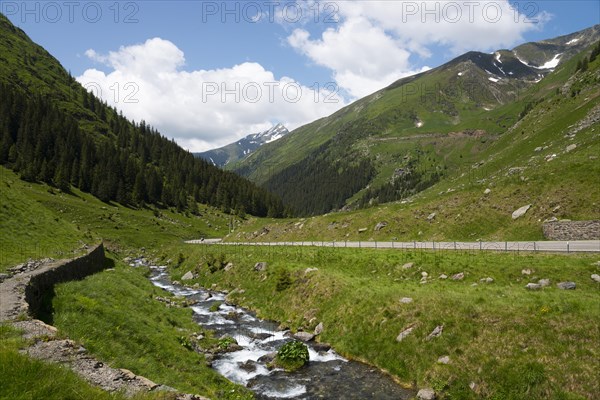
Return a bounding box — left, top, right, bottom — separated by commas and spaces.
437, 355, 450, 364
402, 262, 414, 270
484, 188, 491, 195
480, 277, 494, 283
512, 204, 531, 220
396, 326, 415, 342
521, 269, 533, 275
417, 388, 436, 400
557, 281, 576, 290
426, 325, 443, 341
439, 274, 448, 280
314, 322, 324, 336
223, 262, 234, 272
374, 221, 388, 231
294, 331, 315, 342
254, 262, 268, 272
538, 278, 551, 287
591, 274, 600, 283
526, 283, 542, 290
399, 297, 413, 304
427, 213, 436, 221
451, 272, 465, 281
135, 375, 158, 390
181, 271, 194, 280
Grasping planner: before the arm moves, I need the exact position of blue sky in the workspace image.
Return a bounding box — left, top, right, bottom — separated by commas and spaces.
3, 1, 598, 151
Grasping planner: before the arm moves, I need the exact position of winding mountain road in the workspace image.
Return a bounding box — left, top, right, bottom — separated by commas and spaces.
186, 239, 600, 253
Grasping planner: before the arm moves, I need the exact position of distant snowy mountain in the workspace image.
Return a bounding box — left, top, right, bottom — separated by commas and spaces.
195, 124, 289, 168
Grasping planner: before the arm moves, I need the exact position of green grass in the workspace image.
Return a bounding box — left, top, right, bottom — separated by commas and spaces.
0, 166, 233, 271
0, 324, 166, 400
168, 244, 600, 399
50, 252, 253, 400
229, 53, 600, 243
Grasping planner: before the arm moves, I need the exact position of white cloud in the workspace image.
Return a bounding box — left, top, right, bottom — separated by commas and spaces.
77, 38, 346, 152
285, 0, 551, 98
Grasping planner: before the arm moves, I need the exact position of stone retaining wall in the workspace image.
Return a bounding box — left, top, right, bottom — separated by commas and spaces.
542, 220, 600, 241
25, 243, 106, 319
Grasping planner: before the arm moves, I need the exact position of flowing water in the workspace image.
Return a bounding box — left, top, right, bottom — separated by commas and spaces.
148, 264, 414, 400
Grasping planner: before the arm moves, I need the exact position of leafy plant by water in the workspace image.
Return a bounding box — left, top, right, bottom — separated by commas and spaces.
273, 341, 309, 371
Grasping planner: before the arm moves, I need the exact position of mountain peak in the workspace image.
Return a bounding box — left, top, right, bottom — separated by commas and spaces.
196, 124, 290, 167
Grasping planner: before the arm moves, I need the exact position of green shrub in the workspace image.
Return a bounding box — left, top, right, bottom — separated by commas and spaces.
274, 341, 309, 371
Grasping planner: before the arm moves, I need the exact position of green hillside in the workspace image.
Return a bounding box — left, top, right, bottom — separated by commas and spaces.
230, 43, 600, 242
234, 25, 600, 217
0, 14, 285, 218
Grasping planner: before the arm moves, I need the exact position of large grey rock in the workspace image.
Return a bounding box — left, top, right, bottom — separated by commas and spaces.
521, 268, 533, 275
526, 283, 542, 290
451, 272, 464, 281
257, 352, 276, 363
396, 325, 415, 342
294, 332, 315, 342
426, 325, 443, 341
417, 388, 436, 400
557, 281, 576, 290
437, 355, 450, 364
313, 342, 331, 352
181, 271, 194, 281
374, 221, 388, 231
254, 262, 268, 272
512, 204, 531, 220
427, 213, 436, 221
538, 279, 551, 287
566, 144, 577, 152
314, 322, 324, 336
591, 274, 600, 283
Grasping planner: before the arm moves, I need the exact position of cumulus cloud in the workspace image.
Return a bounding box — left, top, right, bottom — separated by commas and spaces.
77, 38, 346, 152
285, 0, 551, 98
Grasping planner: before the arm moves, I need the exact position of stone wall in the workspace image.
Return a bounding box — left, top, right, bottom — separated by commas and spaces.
542, 220, 600, 241
25, 243, 106, 319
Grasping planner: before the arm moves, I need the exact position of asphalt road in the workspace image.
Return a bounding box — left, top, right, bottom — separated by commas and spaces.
185, 239, 600, 253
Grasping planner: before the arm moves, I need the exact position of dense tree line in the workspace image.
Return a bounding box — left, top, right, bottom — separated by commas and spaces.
264, 141, 375, 216
358, 159, 442, 208
0, 81, 286, 217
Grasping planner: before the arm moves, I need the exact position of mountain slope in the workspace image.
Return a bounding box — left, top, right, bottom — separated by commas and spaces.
0, 13, 285, 217
234, 25, 600, 216
231, 42, 600, 241
195, 124, 289, 168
